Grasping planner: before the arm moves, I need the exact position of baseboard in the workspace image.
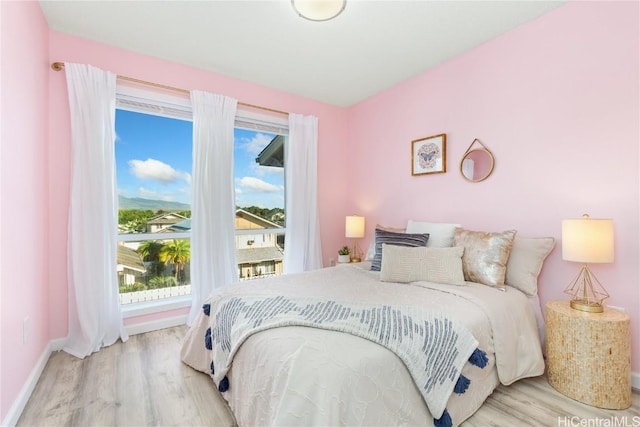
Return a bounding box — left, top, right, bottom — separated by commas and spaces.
124, 314, 187, 336
49, 337, 66, 352
1, 341, 54, 427
633, 371, 640, 391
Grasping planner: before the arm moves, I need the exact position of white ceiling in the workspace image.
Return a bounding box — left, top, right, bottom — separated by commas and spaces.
39, 0, 565, 107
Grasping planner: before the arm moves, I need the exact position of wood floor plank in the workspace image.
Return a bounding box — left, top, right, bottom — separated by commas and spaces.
17, 326, 638, 427
114, 339, 147, 426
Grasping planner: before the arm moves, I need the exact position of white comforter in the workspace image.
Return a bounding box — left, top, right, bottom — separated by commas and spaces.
181, 263, 544, 426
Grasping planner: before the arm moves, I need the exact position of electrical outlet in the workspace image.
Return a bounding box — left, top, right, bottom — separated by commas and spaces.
23, 317, 30, 344
329, 258, 336, 267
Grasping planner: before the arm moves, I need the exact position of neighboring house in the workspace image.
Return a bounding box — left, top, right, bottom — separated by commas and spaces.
146, 212, 188, 233
235, 209, 284, 279
116, 244, 146, 286
256, 135, 284, 167
161, 209, 284, 279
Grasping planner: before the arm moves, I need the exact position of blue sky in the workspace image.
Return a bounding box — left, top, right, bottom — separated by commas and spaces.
115, 109, 284, 209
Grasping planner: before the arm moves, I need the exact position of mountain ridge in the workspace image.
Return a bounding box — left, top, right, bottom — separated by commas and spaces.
118, 196, 190, 211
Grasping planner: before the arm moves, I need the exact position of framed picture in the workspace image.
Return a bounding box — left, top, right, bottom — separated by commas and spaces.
411, 133, 446, 175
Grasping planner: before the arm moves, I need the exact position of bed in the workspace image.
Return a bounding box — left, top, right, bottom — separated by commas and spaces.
181, 226, 552, 426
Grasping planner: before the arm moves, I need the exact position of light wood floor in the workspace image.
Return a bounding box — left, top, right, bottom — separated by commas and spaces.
18, 326, 639, 427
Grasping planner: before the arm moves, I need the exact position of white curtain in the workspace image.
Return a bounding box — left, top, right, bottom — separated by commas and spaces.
188, 91, 239, 324
283, 114, 323, 273
64, 63, 128, 358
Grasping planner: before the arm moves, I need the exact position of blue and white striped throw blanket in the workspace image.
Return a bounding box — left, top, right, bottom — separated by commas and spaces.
202, 295, 488, 425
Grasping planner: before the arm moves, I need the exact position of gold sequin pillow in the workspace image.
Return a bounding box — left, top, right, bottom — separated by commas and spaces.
453, 228, 517, 289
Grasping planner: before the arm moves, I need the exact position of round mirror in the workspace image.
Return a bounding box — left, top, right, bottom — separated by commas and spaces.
460, 148, 494, 182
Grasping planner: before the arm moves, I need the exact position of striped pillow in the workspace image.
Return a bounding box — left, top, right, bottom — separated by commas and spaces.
370, 228, 429, 271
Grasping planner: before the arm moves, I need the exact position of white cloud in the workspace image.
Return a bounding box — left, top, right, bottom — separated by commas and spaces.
250, 162, 285, 178
129, 158, 190, 184
236, 176, 282, 193
239, 133, 275, 155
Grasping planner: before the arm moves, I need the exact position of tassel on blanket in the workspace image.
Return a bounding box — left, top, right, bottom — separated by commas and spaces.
218, 376, 229, 392
468, 348, 488, 368
453, 374, 470, 394
434, 409, 452, 427
205, 327, 212, 350
203, 304, 211, 316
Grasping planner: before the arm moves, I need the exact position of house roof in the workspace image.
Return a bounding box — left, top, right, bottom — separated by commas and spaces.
117, 245, 146, 273
256, 135, 284, 168
162, 210, 283, 233
235, 209, 282, 229
237, 247, 284, 265
147, 212, 188, 225
163, 219, 191, 232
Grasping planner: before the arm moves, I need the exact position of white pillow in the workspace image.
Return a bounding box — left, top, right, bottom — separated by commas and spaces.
379, 244, 466, 286
505, 237, 555, 296
406, 220, 461, 248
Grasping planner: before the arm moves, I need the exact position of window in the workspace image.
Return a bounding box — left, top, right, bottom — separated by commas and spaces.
115, 108, 193, 305
115, 87, 287, 306
234, 129, 286, 280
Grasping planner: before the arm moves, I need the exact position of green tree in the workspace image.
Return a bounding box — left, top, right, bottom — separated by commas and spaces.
159, 239, 191, 283
137, 240, 163, 262
118, 209, 155, 233
138, 240, 166, 279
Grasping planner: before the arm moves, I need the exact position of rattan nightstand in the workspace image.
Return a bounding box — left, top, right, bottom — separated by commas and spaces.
545, 300, 631, 409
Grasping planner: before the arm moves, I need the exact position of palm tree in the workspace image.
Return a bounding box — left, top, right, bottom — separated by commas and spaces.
159, 239, 191, 283
137, 240, 166, 279
137, 240, 163, 262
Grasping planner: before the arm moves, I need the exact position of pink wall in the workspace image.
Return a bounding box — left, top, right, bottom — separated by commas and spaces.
47, 32, 351, 338
0, 1, 51, 420
2, 0, 638, 420
347, 1, 639, 372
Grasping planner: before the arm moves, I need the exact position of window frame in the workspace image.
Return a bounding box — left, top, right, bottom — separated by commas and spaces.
115, 85, 289, 317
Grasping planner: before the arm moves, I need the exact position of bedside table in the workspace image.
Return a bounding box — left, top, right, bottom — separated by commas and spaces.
545, 300, 631, 409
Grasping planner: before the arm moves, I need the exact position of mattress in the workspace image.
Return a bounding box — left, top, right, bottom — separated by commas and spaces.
181, 262, 544, 426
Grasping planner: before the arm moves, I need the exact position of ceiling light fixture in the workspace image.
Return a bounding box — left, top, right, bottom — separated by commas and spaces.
291, 0, 346, 22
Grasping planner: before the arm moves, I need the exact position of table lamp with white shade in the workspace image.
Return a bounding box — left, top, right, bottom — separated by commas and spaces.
561, 214, 614, 313
345, 215, 365, 263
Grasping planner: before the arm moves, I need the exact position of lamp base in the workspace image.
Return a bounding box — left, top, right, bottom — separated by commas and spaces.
351, 240, 362, 264
564, 265, 609, 314
570, 298, 604, 313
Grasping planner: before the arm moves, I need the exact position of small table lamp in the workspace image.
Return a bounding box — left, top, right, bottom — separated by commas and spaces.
345, 215, 365, 262
561, 214, 614, 313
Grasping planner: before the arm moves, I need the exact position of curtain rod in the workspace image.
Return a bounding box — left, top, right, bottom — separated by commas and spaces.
51, 62, 289, 116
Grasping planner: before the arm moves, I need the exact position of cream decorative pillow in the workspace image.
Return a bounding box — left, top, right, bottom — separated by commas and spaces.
370, 229, 429, 271
505, 237, 555, 296
453, 228, 517, 289
365, 224, 406, 261
379, 244, 466, 286
406, 220, 462, 248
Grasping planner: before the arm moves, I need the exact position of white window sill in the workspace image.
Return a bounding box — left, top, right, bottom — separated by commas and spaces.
121, 295, 191, 319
